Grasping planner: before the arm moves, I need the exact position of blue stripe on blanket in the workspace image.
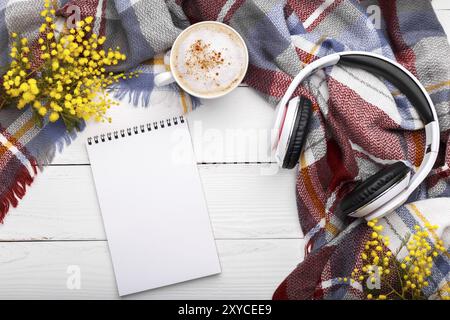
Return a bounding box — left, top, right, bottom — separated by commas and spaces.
0, 2, 9, 66
235, 2, 291, 71
113, 0, 154, 68
286, 12, 304, 36
398, 10, 447, 47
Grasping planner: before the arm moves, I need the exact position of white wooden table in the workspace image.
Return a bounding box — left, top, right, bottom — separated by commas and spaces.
0, 2, 448, 300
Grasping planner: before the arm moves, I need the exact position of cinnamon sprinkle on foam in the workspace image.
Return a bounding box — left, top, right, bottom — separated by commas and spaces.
185, 39, 225, 82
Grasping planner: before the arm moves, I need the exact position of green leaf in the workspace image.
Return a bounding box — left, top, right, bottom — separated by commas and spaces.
32, 109, 44, 128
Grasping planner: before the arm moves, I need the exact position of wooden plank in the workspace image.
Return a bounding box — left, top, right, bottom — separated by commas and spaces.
433, 0, 450, 10
436, 10, 450, 43
0, 165, 302, 241
0, 239, 304, 299
52, 87, 276, 165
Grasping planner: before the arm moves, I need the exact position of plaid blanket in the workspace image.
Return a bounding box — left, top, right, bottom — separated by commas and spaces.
0, 0, 449, 299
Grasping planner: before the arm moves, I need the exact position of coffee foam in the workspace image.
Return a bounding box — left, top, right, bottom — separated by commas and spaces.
172, 23, 247, 97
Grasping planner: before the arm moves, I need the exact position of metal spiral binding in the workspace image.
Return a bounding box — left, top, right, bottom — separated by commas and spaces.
87, 116, 185, 145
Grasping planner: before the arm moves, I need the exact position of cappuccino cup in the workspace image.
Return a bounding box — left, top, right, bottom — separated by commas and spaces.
154, 21, 249, 99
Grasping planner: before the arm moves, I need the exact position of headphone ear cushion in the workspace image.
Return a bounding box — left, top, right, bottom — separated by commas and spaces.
283, 97, 313, 169
340, 162, 410, 215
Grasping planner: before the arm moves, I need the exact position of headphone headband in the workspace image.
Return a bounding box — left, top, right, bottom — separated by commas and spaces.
339, 53, 435, 124
274, 51, 440, 220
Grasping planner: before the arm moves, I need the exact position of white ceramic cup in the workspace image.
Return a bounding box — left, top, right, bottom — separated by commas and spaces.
154, 21, 249, 99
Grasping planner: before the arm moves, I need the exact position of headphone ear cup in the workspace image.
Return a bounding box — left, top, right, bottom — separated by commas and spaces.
340, 162, 410, 216
283, 96, 313, 169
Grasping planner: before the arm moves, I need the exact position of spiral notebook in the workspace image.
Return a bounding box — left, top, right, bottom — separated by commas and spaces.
86, 115, 221, 296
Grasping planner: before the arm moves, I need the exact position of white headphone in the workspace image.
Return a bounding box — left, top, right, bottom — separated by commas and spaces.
273, 51, 440, 221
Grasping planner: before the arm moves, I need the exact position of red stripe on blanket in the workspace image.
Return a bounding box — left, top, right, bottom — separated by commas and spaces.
179, 0, 229, 23
285, 0, 324, 24
0, 127, 37, 174
0, 160, 35, 223
326, 139, 353, 192
445, 131, 450, 167
313, 284, 325, 299
427, 166, 450, 190
0, 128, 38, 223
297, 163, 328, 227
283, 2, 294, 20
295, 47, 319, 65
273, 245, 336, 300
58, 0, 100, 20
326, 77, 407, 162
223, 0, 246, 24
98, 0, 108, 38
306, 0, 345, 32
379, 0, 418, 76
244, 64, 314, 100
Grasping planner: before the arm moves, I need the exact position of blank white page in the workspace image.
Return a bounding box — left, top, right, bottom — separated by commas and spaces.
86, 117, 221, 296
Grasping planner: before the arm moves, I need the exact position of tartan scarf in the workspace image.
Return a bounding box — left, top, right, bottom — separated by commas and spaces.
0, 0, 449, 299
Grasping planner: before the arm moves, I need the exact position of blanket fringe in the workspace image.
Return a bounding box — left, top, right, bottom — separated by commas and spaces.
33, 121, 83, 169
0, 117, 80, 222
0, 158, 37, 223
112, 85, 153, 107
190, 95, 202, 110
110, 71, 159, 107
112, 84, 202, 111
110, 71, 202, 111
